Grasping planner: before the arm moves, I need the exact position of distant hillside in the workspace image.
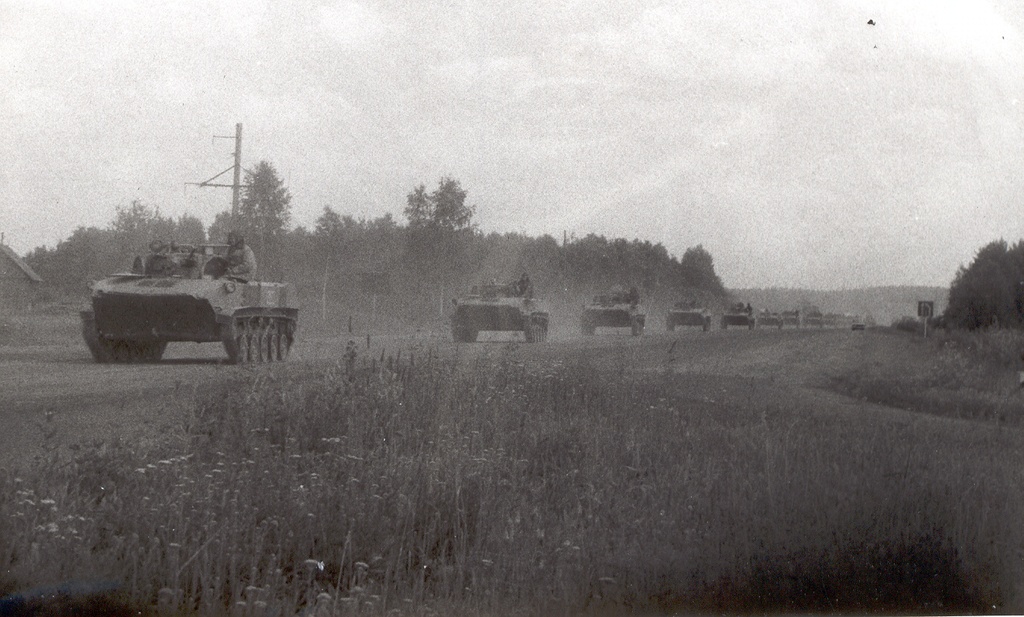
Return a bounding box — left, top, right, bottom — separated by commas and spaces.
728, 286, 949, 326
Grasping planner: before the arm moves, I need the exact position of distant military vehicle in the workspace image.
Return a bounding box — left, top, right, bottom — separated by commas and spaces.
781, 310, 801, 328
80, 242, 299, 364
804, 308, 825, 328
666, 301, 712, 332
451, 282, 549, 343
758, 310, 783, 329
581, 286, 645, 336
721, 302, 755, 329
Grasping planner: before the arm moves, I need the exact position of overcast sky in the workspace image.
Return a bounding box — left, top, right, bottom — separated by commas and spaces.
2, 0, 1022, 289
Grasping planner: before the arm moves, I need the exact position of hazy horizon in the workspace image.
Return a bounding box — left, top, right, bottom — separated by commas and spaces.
3, 0, 1022, 291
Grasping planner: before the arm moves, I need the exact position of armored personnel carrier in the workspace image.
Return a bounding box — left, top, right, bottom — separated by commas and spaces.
80, 242, 299, 364
758, 310, 784, 329
721, 302, 755, 329
451, 282, 549, 343
581, 287, 645, 336
803, 308, 825, 328
781, 310, 801, 328
666, 301, 712, 332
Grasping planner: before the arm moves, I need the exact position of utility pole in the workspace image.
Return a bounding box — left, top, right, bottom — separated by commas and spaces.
188, 123, 243, 224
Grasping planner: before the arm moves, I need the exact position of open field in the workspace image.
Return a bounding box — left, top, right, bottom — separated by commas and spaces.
1, 314, 1023, 615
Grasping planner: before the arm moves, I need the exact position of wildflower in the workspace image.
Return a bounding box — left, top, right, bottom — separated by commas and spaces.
303, 559, 325, 571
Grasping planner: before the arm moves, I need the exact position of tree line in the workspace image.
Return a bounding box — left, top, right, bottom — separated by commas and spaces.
946, 239, 1024, 330
25, 163, 728, 328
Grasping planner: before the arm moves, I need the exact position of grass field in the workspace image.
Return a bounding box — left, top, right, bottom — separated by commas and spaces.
1, 327, 1022, 615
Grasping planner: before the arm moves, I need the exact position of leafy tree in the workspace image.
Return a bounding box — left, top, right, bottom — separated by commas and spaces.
680, 245, 726, 297
109, 201, 206, 255
237, 160, 292, 259
946, 239, 1024, 329
404, 177, 475, 232
25, 226, 117, 293
314, 206, 348, 238
174, 214, 207, 245
403, 177, 476, 295
207, 211, 233, 246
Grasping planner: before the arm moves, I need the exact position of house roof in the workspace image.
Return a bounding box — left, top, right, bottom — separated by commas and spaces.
0, 244, 43, 283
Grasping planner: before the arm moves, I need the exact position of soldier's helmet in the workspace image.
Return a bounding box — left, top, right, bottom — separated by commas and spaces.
227, 231, 244, 248
149, 239, 166, 253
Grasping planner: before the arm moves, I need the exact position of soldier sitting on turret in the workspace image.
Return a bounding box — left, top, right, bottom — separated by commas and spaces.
515, 272, 533, 298
226, 231, 258, 279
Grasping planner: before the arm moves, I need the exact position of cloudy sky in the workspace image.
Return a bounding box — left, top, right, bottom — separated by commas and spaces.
1, 0, 1022, 289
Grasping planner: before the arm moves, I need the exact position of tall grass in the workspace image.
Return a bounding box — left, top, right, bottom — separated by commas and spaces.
831, 328, 1024, 424
1, 346, 1018, 615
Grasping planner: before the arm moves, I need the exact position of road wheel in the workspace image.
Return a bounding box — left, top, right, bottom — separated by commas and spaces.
280, 320, 295, 360
525, 319, 546, 343
242, 319, 256, 363
265, 319, 280, 362
255, 319, 269, 362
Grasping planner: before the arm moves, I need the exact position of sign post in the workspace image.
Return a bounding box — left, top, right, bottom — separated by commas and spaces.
917, 301, 934, 338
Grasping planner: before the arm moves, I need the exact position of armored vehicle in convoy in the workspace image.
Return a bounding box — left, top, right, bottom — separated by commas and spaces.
721, 302, 755, 329
758, 310, 784, 329
781, 310, 801, 328
80, 242, 299, 364
666, 301, 712, 331
803, 308, 825, 328
581, 286, 645, 336
451, 281, 549, 343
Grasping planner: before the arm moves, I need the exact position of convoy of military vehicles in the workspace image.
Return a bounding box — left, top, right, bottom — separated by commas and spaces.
74, 238, 865, 361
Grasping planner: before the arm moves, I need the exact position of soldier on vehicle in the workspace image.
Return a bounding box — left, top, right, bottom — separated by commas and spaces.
226, 231, 258, 279
516, 273, 533, 298
143, 239, 174, 275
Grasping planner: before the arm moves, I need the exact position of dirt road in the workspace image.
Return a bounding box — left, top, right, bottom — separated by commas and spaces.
0, 322, 927, 468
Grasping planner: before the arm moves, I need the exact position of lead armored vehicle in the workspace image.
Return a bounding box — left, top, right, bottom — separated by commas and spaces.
80, 243, 299, 364
666, 301, 712, 332
721, 302, 755, 329
581, 287, 645, 336
451, 282, 549, 343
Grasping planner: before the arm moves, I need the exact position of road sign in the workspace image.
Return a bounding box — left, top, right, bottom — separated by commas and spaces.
917, 301, 934, 318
